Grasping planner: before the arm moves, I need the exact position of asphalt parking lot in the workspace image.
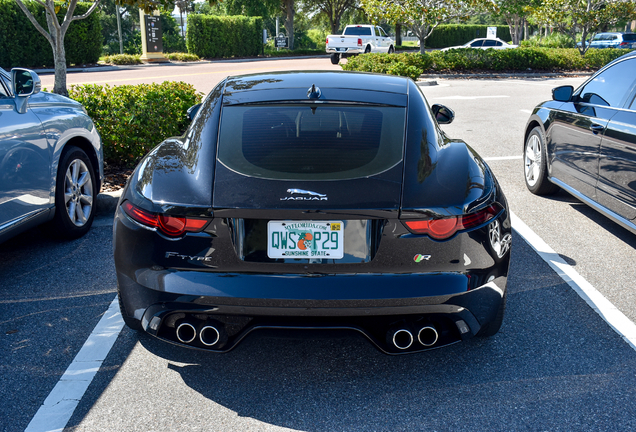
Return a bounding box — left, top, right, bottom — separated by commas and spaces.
3, 59, 636, 431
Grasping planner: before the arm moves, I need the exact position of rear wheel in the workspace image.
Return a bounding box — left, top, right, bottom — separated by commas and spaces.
330, 53, 340, 64
364, 45, 371, 53
388, 45, 394, 54
50, 146, 97, 238
524, 126, 559, 195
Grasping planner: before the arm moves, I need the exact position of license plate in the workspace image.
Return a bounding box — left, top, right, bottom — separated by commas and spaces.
267, 221, 344, 259
336, 48, 346, 52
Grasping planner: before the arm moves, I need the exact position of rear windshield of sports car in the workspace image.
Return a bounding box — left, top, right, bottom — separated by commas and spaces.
217, 105, 406, 180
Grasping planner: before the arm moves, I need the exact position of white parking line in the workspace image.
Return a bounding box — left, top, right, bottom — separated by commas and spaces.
520, 109, 533, 114
511, 212, 636, 351
25, 296, 123, 432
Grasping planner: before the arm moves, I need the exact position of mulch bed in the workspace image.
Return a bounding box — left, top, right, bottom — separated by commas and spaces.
101, 165, 133, 192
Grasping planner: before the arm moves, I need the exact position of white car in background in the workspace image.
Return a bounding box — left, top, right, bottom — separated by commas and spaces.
441, 38, 518, 51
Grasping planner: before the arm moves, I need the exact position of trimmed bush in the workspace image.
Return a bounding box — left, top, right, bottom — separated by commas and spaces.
166, 52, 200, 62
68, 82, 203, 166
0, 0, 101, 68
342, 48, 632, 78
426, 25, 512, 49
102, 54, 142, 65
520, 33, 576, 49
341, 52, 432, 80
186, 15, 263, 58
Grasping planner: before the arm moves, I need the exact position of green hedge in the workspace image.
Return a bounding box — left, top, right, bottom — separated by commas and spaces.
0, 0, 101, 68
341, 48, 632, 79
341, 52, 432, 80
68, 82, 203, 166
186, 15, 263, 58
426, 25, 512, 48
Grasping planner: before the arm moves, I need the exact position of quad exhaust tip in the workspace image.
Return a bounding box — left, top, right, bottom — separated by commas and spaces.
418, 326, 439, 347
199, 325, 220, 346
176, 321, 221, 347
176, 322, 197, 344
392, 329, 414, 350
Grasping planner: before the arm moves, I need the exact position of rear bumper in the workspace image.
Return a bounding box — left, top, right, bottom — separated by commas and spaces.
117, 269, 507, 354
326, 48, 364, 55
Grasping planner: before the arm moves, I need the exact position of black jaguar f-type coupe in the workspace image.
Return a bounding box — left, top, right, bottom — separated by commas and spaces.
113, 71, 511, 354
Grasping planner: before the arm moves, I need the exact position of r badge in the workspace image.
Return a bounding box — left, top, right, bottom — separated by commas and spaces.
414, 254, 431, 262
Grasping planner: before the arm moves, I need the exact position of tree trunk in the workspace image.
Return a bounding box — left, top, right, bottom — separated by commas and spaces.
284, 0, 294, 50
419, 36, 426, 54
506, 15, 523, 45
396, 23, 402, 46
45, 3, 69, 96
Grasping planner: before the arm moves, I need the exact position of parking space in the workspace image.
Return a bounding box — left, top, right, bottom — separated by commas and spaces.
4, 61, 636, 431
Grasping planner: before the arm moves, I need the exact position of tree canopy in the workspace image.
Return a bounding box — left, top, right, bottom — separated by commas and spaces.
361, 0, 494, 53
528, 0, 636, 54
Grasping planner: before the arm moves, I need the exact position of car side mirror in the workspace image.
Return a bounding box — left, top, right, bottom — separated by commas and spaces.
12, 68, 41, 97
432, 104, 454, 124
552, 85, 573, 102
187, 103, 202, 121
11, 68, 41, 114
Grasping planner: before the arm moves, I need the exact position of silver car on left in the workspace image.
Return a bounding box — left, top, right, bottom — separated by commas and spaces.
0, 67, 103, 243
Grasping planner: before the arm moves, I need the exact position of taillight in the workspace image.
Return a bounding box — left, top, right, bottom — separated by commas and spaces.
326, 37, 329, 44
619, 42, 628, 47
403, 204, 501, 240
122, 201, 207, 237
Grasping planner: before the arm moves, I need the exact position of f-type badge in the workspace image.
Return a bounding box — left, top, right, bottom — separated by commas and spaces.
280, 189, 328, 201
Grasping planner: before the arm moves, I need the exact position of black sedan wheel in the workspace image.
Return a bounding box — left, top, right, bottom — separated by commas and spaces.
51, 146, 97, 238
524, 127, 559, 195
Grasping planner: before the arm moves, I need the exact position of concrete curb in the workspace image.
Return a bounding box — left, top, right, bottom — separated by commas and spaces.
96, 190, 122, 216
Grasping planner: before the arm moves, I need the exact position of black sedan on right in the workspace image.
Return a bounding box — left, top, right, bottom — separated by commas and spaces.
524, 50, 636, 234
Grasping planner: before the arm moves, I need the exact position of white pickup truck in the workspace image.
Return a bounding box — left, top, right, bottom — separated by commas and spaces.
326, 25, 395, 64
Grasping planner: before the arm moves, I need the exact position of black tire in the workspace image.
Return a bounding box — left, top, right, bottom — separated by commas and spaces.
477, 291, 506, 337
523, 126, 559, 195
388, 45, 394, 54
50, 146, 97, 239
364, 45, 371, 54
118, 289, 142, 331
330, 53, 340, 64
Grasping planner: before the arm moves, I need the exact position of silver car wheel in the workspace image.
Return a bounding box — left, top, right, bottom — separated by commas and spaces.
64, 159, 93, 227
524, 133, 541, 187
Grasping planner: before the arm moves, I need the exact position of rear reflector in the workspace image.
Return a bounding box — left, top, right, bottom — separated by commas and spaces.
403, 204, 501, 240
122, 201, 207, 237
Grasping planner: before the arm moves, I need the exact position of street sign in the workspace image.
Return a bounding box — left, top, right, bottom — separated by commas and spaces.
275, 37, 289, 48
144, 15, 163, 53
487, 27, 497, 39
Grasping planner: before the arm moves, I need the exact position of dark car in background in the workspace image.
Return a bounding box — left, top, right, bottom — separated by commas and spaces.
0, 67, 103, 243
114, 71, 511, 355
523, 51, 636, 234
